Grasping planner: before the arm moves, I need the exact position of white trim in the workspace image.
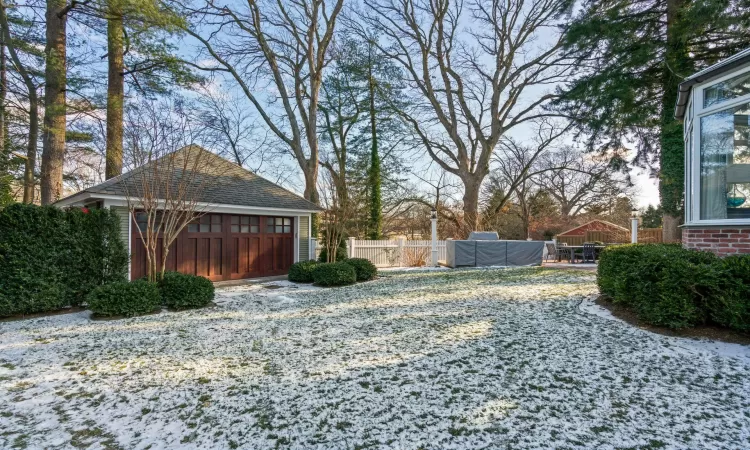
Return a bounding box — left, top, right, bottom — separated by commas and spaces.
685, 63, 750, 227
293, 216, 300, 263
55, 192, 320, 216
127, 210, 132, 281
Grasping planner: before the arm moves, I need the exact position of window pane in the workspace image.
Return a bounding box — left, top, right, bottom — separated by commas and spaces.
231, 225, 239, 233
276, 217, 283, 225
275, 225, 282, 233
211, 224, 221, 232
704, 71, 750, 108
241, 216, 249, 224
188, 224, 199, 233
700, 102, 750, 220
231, 216, 239, 224
200, 223, 210, 232
284, 225, 291, 233
250, 216, 259, 225
212, 215, 221, 224
251, 225, 259, 233
267, 225, 274, 233
241, 225, 249, 233
266, 217, 274, 225
284, 218, 291, 225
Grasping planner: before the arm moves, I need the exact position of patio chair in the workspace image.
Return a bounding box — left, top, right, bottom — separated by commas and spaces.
557, 245, 574, 262
579, 242, 597, 263
545, 243, 557, 262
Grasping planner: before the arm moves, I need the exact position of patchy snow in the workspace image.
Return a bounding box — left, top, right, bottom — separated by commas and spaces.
1, 268, 749, 449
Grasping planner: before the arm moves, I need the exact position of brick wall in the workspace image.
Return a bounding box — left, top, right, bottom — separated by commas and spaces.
682, 228, 750, 256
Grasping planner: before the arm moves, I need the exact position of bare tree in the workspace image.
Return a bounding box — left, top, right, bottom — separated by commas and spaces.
532, 146, 629, 221
198, 85, 270, 171
122, 99, 226, 281
359, 0, 573, 234
317, 168, 353, 262
180, 0, 345, 208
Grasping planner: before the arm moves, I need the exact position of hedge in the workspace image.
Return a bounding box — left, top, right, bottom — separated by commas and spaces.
288, 260, 318, 283
312, 261, 357, 286
344, 258, 377, 281
87, 280, 161, 317
159, 272, 215, 309
597, 244, 750, 330
0, 204, 128, 317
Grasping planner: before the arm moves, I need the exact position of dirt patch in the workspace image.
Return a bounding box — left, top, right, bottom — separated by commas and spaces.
595, 296, 750, 346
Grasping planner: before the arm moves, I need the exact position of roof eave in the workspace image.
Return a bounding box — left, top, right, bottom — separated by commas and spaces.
674, 48, 750, 120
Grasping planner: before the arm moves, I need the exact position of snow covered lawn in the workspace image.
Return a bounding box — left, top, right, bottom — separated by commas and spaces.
1, 268, 749, 449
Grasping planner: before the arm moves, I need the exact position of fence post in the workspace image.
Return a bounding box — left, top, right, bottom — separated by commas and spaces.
398, 237, 405, 267
349, 237, 356, 259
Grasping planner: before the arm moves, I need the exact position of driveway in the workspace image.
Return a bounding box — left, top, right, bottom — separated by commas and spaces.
1, 268, 748, 449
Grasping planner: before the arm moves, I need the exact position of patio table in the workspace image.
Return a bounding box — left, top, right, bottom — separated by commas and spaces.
557, 245, 607, 263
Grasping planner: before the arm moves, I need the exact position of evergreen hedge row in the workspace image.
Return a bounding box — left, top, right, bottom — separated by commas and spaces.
597, 244, 750, 330
0, 203, 128, 317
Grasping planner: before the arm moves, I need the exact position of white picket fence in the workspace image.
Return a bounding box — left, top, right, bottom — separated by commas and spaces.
310, 238, 446, 267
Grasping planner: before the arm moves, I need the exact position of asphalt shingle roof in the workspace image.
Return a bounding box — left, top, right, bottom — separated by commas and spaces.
59, 146, 322, 212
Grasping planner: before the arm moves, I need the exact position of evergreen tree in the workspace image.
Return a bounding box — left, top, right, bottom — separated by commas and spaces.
556, 0, 750, 240
641, 204, 663, 228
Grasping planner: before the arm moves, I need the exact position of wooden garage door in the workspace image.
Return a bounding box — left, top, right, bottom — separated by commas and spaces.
131, 213, 294, 281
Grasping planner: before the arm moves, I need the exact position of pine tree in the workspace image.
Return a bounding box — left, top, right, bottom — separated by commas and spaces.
366, 40, 382, 240
557, 0, 750, 241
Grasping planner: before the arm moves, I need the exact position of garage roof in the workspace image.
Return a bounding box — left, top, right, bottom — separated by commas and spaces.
57, 146, 323, 212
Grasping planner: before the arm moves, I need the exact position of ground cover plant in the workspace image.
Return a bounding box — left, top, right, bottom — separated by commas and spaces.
598, 243, 750, 330
1, 268, 749, 449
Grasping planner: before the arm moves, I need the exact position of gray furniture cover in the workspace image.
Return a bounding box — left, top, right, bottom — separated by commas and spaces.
475, 240, 507, 266
446, 239, 544, 268
446, 240, 476, 267
468, 231, 499, 240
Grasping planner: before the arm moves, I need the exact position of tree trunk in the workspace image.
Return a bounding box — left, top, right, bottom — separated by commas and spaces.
367, 58, 382, 240
105, 0, 124, 180
0, 36, 5, 156
659, 0, 688, 242
40, 0, 67, 205
0, 0, 38, 203
461, 179, 481, 237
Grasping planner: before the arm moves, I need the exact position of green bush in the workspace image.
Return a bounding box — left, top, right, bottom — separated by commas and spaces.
159, 272, 215, 309
344, 258, 378, 281
288, 260, 319, 283
87, 280, 161, 317
312, 262, 357, 287
0, 204, 129, 317
318, 244, 348, 263
597, 244, 749, 330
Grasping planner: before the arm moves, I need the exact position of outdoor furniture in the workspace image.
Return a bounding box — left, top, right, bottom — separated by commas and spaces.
557, 245, 574, 262
446, 239, 544, 267
545, 243, 557, 262
581, 243, 597, 263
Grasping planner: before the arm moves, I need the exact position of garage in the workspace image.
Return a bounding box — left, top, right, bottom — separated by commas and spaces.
53, 146, 321, 281
130, 214, 296, 281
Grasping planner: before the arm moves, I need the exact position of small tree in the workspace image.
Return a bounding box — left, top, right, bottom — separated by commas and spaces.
122, 99, 225, 281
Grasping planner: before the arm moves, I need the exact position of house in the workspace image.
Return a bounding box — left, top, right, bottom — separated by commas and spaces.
55, 146, 322, 281
556, 220, 629, 238
675, 48, 750, 255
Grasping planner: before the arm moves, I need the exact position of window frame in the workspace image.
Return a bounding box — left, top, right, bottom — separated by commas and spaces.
688, 63, 750, 226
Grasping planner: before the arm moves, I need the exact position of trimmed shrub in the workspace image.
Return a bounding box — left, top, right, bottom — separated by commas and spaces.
0, 204, 128, 317
159, 272, 215, 309
344, 258, 377, 281
87, 280, 161, 317
288, 260, 319, 283
597, 244, 749, 330
312, 262, 357, 287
